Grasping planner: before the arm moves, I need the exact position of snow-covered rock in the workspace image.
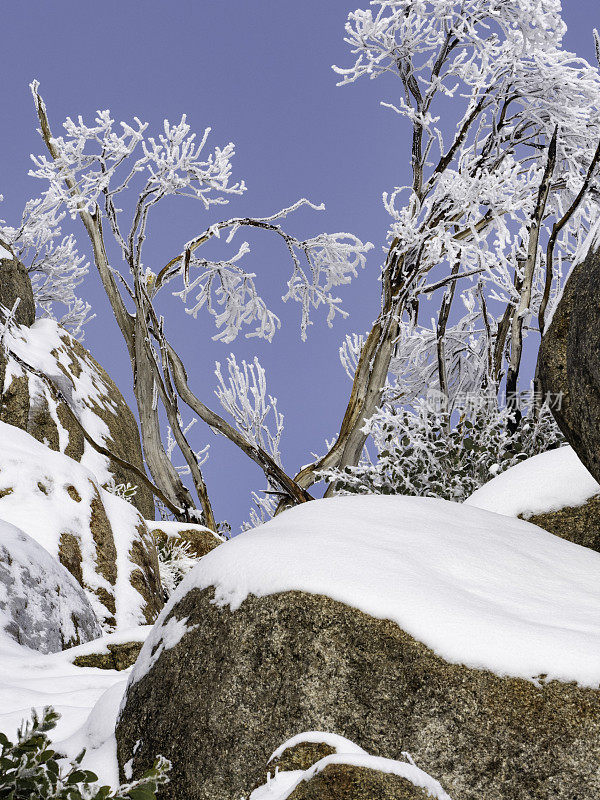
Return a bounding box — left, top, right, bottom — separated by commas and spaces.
465, 445, 600, 517
0, 518, 101, 652
251, 733, 452, 800
0, 421, 162, 629
146, 520, 224, 560
116, 495, 600, 800
0, 316, 154, 518
466, 446, 600, 553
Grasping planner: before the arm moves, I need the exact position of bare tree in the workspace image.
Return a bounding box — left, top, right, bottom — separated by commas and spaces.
28, 84, 370, 526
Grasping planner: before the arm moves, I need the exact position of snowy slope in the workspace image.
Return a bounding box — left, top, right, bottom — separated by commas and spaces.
0, 627, 151, 787
151, 494, 600, 688
465, 445, 600, 517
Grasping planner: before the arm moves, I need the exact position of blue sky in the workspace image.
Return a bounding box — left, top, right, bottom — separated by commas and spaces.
1, 1, 598, 529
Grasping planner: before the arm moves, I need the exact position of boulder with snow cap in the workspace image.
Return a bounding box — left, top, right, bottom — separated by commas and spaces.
147, 520, 224, 560
0, 312, 154, 519
0, 518, 101, 652
116, 495, 600, 800
466, 445, 600, 552
0, 421, 162, 629
250, 733, 451, 800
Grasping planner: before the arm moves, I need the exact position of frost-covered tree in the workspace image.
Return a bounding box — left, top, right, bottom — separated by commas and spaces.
0, 196, 93, 337
296, 0, 600, 494
26, 83, 371, 527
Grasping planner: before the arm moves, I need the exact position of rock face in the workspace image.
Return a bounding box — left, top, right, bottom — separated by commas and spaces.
526, 495, 600, 552
72, 641, 144, 671
0, 518, 101, 653
538, 241, 600, 485
0, 300, 154, 519
0, 421, 162, 629
0, 251, 36, 326
116, 588, 600, 800
284, 764, 440, 800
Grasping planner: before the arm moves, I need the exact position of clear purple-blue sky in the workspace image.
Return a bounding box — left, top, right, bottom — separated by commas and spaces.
1, 2, 598, 529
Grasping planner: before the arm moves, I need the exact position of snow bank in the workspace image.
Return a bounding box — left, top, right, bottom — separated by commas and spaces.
251, 735, 452, 800
465, 446, 599, 517
164, 494, 600, 687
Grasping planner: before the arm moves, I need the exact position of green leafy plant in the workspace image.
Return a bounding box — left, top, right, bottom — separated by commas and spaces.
0, 707, 170, 800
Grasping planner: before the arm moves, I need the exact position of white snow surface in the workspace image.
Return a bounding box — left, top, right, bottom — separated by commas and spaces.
0, 243, 13, 259
251, 746, 452, 800
164, 494, 600, 687
145, 520, 222, 539
465, 445, 599, 518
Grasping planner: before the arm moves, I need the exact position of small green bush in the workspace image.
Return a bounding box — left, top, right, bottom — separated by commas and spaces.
0, 707, 170, 800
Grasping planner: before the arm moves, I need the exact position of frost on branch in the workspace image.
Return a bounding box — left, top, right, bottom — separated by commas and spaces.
28, 104, 244, 223
0, 196, 92, 337
339, 332, 366, 380
310, 0, 600, 485
28, 91, 372, 346
173, 203, 373, 343
214, 354, 284, 466
332, 0, 600, 327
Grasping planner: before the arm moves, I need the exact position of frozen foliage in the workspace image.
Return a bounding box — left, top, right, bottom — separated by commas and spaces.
346, 0, 600, 321
324, 399, 564, 501
0, 518, 100, 653
0, 706, 169, 800
241, 490, 280, 533
466, 445, 600, 517
0, 196, 92, 337
152, 535, 199, 600
303, 0, 600, 492
215, 354, 284, 467
27, 95, 372, 345
334, 0, 600, 323
167, 495, 600, 687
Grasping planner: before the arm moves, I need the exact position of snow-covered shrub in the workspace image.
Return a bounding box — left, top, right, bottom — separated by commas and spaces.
323, 400, 564, 502
152, 535, 200, 600
0, 706, 169, 799
104, 481, 138, 504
